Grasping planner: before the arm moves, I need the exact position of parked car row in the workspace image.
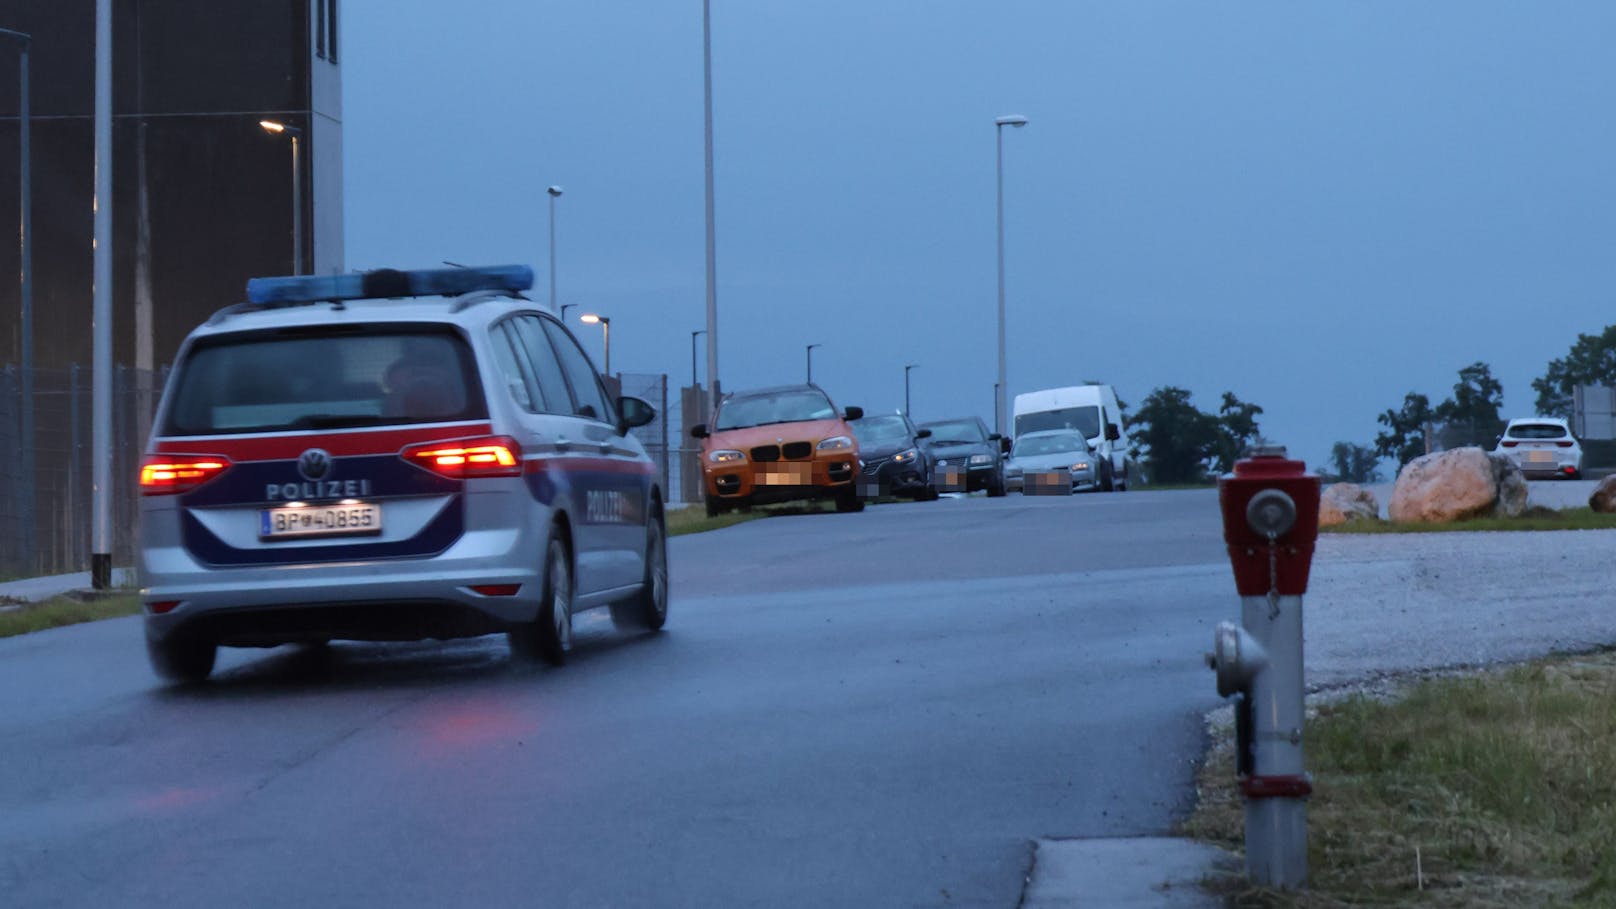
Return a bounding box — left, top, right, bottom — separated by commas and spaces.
689, 381, 1133, 514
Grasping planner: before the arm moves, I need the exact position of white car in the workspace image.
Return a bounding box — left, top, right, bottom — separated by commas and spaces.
139, 265, 669, 682
1494, 417, 1583, 480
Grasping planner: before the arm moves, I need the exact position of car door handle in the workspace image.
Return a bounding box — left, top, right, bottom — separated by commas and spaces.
554, 437, 571, 452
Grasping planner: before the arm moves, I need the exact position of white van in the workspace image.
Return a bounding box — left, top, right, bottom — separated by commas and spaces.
1012, 385, 1130, 491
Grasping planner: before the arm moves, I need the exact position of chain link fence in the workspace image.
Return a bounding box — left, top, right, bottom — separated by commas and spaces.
0, 364, 166, 579
613, 372, 674, 503
1426, 418, 1508, 454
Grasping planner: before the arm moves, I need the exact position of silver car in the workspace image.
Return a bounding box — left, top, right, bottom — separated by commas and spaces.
139, 266, 668, 682
1005, 430, 1099, 494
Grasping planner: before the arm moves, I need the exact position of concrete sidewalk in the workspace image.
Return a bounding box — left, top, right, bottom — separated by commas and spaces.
0, 568, 136, 605
1021, 838, 1238, 907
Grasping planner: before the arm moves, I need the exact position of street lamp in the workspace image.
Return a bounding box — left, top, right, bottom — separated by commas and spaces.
1, 28, 33, 570
580, 313, 611, 375
806, 343, 822, 384
259, 119, 303, 275
904, 364, 918, 417
703, 0, 720, 397
691, 329, 707, 388
547, 185, 563, 311
994, 113, 1028, 436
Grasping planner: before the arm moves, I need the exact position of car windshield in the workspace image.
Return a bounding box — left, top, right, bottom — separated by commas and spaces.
1014, 433, 1088, 457
925, 420, 985, 444
162, 327, 486, 435
715, 390, 837, 430
1507, 423, 1569, 440
853, 416, 911, 445
1015, 405, 1101, 439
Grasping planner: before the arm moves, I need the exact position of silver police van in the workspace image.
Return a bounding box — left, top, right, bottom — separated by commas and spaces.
138, 266, 668, 682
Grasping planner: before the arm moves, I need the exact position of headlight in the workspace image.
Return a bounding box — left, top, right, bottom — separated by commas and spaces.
969, 454, 992, 465
817, 436, 853, 452
709, 449, 745, 463
1071, 462, 1090, 471
892, 448, 918, 464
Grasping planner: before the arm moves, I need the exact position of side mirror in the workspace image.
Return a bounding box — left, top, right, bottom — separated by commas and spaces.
915, 428, 932, 440
843, 406, 863, 421
617, 395, 656, 432
1105, 423, 1121, 441
988, 432, 1003, 441
1000, 437, 1012, 455
690, 424, 709, 439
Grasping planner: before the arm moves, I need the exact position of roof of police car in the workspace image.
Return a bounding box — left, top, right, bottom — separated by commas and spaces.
189, 292, 540, 338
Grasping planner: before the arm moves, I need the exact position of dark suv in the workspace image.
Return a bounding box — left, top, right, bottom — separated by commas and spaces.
919, 416, 1008, 497
853, 413, 937, 500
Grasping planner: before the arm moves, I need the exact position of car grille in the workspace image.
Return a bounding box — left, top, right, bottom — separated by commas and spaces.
782, 441, 812, 460
861, 456, 890, 476
750, 445, 780, 462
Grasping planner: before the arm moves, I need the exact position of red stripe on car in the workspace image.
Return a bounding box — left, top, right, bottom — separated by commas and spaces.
151, 422, 495, 461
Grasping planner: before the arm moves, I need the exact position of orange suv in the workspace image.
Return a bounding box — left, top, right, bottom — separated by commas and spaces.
690, 384, 865, 517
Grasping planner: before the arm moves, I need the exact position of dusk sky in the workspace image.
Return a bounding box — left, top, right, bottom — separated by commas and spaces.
344, 2, 1616, 470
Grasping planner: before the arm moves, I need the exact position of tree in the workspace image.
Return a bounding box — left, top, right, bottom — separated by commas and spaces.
1434, 361, 1504, 427
1128, 386, 1222, 484
1213, 391, 1264, 474
1532, 325, 1616, 419
1325, 442, 1382, 484
1374, 392, 1431, 466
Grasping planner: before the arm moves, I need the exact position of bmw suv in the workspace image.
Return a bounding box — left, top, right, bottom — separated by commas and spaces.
139, 266, 668, 682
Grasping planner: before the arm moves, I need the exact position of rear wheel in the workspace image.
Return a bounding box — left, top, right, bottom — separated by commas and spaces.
611, 513, 669, 632
510, 536, 573, 666
147, 634, 217, 684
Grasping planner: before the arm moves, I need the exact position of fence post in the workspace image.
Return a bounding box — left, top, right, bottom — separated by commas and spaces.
660, 374, 670, 500
69, 363, 82, 568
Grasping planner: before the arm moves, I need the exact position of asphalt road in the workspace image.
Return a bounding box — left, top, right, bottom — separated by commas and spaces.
2, 490, 1236, 909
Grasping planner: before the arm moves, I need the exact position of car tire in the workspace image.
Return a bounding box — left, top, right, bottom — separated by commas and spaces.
921, 483, 940, 501
1099, 462, 1115, 492
835, 489, 865, 513
611, 513, 669, 633
147, 634, 217, 684
987, 474, 1007, 497
704, 494, 723, 519
510, 535, 573, 666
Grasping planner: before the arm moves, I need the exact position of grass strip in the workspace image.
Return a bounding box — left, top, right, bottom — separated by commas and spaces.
0, 593, 142, 638
1326, 506, 1616, 534
1185, 651, 1616, 907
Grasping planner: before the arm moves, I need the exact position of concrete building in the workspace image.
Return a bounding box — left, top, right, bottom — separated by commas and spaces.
0, 0, 344, 373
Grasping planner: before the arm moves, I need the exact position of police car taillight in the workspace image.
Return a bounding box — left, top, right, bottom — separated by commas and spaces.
139, 455, 232, 495
401, 436, 523, 479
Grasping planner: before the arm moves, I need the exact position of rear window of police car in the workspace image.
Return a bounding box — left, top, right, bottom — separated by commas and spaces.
162, 326, 487, 435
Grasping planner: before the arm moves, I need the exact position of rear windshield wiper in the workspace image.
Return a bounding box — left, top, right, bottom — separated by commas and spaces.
293, 414, 392, 429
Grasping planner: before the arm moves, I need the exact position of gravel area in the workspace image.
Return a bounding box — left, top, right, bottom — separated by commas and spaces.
1303, 528, 1616, 689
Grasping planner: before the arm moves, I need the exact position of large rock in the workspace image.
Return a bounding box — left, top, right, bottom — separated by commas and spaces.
1319, 483, 1380, 526
1388, 447, 1527, 523
1590, 475, 1616, 513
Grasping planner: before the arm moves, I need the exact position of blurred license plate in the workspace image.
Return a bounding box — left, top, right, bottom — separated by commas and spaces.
260, 503, 382, 539
756, 464, 810, 485
1026, 471, 1073, 495
1526, 451, 1553, 462
935, 467, 966, 491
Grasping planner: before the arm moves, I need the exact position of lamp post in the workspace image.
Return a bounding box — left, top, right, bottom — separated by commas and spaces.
691, 330, 707, 388
1, 28, 32, 570
90, 0, 112, 587
806, 343, 822, 384
702, 0, 720, 396
561, 303, 577, 322
259, 120, 303, 275
580, 313, 611, 375
547, 185, 563, 311
994, 113, 1028, 436
904, 364, 918, 418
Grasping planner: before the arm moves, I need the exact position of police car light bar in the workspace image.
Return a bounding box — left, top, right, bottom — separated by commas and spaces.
245, 265, 535, 306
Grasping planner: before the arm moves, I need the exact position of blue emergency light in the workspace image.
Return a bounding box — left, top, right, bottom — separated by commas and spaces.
245, 265, 534, 306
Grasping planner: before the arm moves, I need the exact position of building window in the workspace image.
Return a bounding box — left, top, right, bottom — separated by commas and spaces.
315, 0, 327, 59
328, 0, 340, 63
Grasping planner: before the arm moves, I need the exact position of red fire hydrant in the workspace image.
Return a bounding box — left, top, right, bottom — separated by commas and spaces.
1206, 447, 1321, 889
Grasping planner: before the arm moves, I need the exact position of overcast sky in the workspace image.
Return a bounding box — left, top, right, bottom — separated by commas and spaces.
344, 1, 1616, 469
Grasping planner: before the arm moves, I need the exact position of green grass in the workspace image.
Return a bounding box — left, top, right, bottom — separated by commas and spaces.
665, 496, 914, 536
0, 593, 142, 638
1185, 651, 1616, 907
1325, 506, 1616, 534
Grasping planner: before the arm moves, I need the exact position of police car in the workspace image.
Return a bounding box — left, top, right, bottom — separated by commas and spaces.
138, 265, 668, 682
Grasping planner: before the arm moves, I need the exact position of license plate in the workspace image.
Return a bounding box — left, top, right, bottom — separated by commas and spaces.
1526, 450, 1554, 463
935, 467, 966, 491
756, 464, 811, 485
1026, 471, 1073, 495
260, 503, 382, 539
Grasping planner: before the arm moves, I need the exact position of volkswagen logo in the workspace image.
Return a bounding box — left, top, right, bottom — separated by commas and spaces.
298, 448, 333, 481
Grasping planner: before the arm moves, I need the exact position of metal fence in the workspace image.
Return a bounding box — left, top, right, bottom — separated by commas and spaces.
0, 364, 165, 579
1426, 418, 1508, 454
614, 372, 677, 502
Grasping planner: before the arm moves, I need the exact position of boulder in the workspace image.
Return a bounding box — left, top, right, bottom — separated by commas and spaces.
1590, 475, 1616, 513
1388, 447, 1527, 523
1319, 483, 1380, 526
